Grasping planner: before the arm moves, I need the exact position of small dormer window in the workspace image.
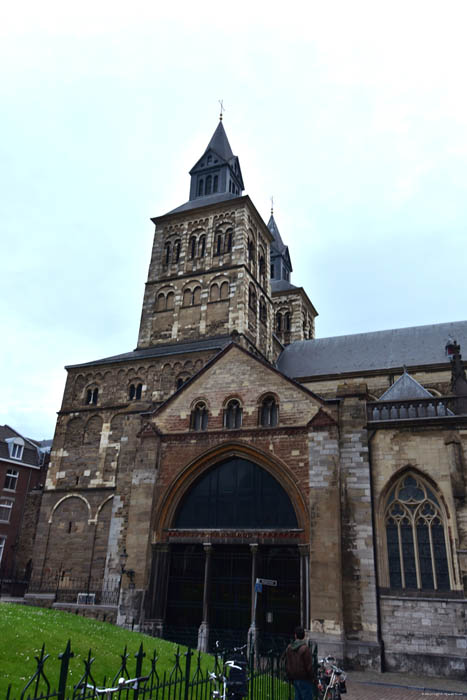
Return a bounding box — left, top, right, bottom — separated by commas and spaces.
8, 440, 24, 460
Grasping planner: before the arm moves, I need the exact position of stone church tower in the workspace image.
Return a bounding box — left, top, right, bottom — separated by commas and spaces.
27, 119, 467, 680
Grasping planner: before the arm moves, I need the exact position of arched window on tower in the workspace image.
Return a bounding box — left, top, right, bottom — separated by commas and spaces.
198, 235, 206, 258
224, 399, 243, 429
191, 401, 208, 431
260, 396, 278, 427
225, 229, 233, 253
284, 312, 291, 331
174, 240, 181, 263
259, 298, 267, 324
198, 179, 204, 196
164, 242, 171, 265
129, 383, 143, 400
259, 254, 266, 286
220, 281, 229, 299
214, 233, 222, 256
189, 236, 196, 259
276, 312, 282, 333
86, 387, 99, 405
166, 292, 175, 310
248, 285, 257, 312
384, 473, 451, 591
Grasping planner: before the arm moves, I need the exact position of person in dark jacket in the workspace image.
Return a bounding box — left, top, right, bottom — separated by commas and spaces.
285, 626, 316, 700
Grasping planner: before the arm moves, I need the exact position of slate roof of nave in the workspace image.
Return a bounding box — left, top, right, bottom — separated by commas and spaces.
277, 320, 467, 378
165, 192, 242, 215
66, 335, 232, 369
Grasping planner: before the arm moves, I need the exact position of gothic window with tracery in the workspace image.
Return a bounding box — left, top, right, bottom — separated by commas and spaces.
384, 473, 450, 591
224, 399, 243, 429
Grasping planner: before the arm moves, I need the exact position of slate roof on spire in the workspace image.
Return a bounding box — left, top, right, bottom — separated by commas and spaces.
205, 121, 234, 162
268, 214, 286, 253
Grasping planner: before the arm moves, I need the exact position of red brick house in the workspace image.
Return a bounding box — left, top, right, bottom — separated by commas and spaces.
0, 425, 50, 582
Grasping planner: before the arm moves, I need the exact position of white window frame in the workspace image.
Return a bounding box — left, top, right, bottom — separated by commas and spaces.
0, 536, 5, 565
6, 438, 24, 460
4, 469, 19, 491
0, 498, 14, 523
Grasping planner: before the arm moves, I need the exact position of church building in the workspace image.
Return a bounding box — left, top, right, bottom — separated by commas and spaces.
27, 119, 467, 679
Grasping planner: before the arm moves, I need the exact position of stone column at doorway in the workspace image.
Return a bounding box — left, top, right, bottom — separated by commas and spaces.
248, 543, 259, 652
149, 543, 170, 637
198, 543, 213, 651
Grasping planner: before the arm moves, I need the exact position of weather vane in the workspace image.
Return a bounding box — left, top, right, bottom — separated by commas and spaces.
219, 99, 225, 121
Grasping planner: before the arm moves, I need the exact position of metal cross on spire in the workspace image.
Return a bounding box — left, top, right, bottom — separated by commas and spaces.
270, 195, 274, 215
218, 99, 225, 121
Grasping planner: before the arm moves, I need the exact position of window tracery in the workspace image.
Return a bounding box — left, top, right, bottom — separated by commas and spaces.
384, 473, 451, 591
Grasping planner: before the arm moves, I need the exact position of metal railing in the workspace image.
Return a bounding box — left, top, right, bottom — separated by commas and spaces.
4, 638, 299, 700
28, 575, 120, 606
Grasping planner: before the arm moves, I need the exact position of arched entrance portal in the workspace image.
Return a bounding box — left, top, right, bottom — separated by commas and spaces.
149, 457, 307, 651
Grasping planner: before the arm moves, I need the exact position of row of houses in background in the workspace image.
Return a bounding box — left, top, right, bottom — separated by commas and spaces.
0, 426, 51, 589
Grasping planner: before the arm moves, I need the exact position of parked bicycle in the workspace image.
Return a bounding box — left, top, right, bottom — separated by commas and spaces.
210, 643, 249, 700
316, 656, 347, 700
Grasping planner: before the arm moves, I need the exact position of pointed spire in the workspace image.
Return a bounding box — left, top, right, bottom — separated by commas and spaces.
187, 120, 244, 203
205, 121, 234, 161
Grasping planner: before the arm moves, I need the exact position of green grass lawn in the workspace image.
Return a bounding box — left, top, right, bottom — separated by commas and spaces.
0, 603, 212, 698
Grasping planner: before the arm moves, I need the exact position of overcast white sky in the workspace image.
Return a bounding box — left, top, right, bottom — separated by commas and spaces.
2, 0, 467, 439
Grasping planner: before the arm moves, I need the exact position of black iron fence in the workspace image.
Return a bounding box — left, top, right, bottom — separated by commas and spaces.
28, 576, 120, 606
4, 640, 297, 700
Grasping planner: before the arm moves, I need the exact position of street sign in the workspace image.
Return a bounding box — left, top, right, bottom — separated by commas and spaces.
256, 578, 277, 587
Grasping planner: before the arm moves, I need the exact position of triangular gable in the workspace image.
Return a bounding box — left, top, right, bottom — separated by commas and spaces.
379, 371, 433, 401
145, 341, 332, 431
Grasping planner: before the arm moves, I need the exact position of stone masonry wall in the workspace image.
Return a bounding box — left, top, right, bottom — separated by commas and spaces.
380, 596, 467, 678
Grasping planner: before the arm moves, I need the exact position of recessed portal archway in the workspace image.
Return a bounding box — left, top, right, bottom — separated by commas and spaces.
150, 456, 306, 651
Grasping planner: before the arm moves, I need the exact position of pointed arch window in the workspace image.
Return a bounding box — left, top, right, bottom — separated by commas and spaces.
260, 396, 278, 427
384, 473, 451, 591
191, 401, 208, 431
224, 399, 243, 429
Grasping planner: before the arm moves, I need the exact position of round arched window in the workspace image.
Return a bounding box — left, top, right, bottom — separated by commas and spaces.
174, 457, 298, 529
